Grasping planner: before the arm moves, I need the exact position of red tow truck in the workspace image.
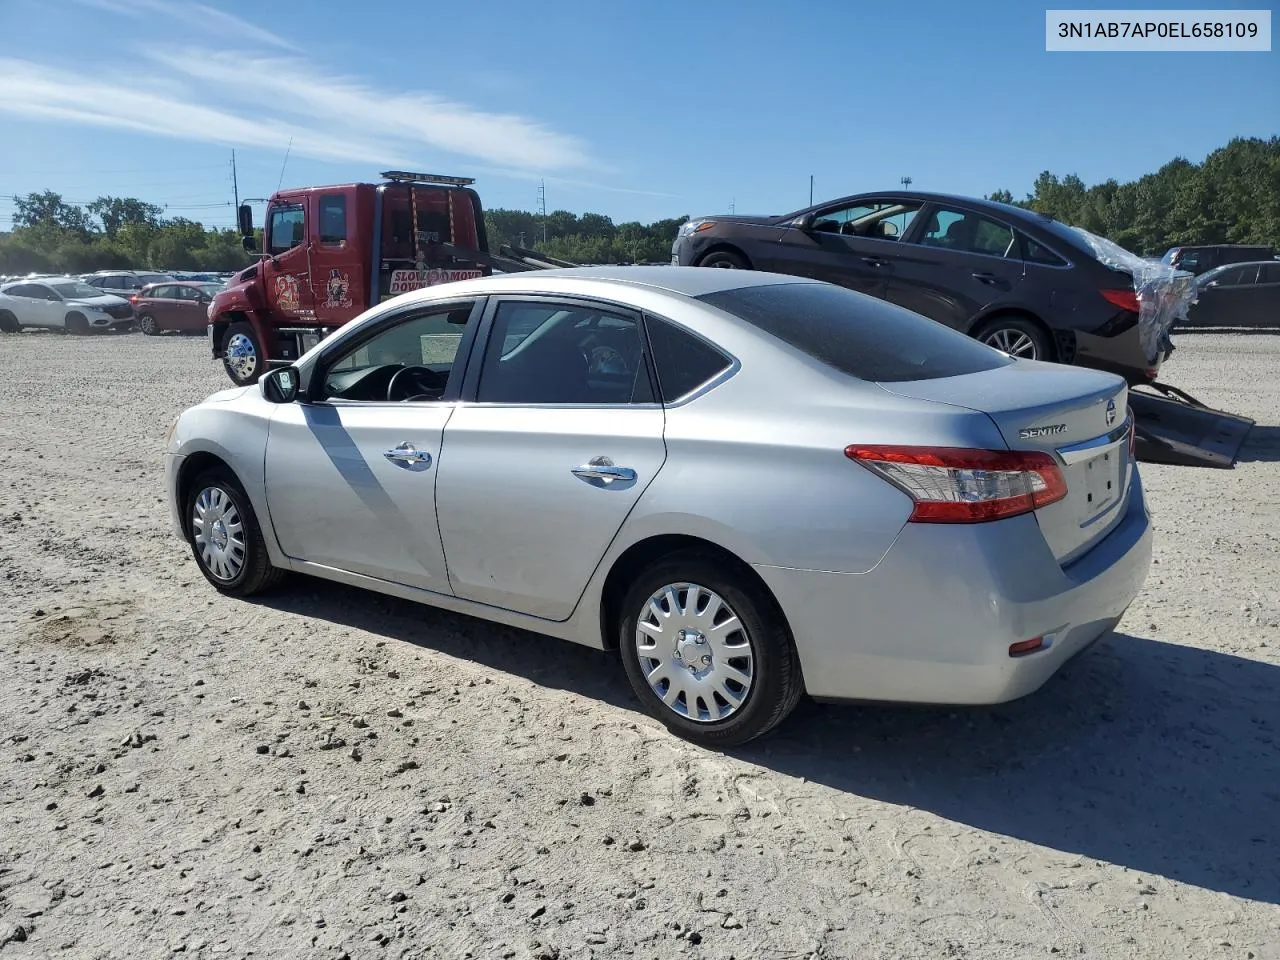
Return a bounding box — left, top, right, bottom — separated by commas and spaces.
208, 171, 569, 385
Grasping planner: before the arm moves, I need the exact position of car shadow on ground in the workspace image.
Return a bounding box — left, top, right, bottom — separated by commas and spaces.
259, 583, 1280, 906
1238, 424, 1280, 462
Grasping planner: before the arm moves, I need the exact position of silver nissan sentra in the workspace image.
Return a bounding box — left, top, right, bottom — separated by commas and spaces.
165, 266, 1152, 747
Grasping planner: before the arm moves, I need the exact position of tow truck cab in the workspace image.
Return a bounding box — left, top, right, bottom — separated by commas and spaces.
208, 171, 489, 385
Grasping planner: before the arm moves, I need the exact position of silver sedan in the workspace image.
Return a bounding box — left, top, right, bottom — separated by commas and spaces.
165, 267, 1152, 746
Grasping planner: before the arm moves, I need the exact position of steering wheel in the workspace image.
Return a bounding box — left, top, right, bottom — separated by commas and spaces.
386, 365, 448, 402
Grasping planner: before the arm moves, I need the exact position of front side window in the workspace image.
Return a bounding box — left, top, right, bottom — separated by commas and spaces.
699, 282, 1011, 382
267, 205, 305, 256
917, 207, 1016, 257
477, 301, 648, 405
319, 195, 347, 245
322, 303, 476, 402
812, 200, 922, 240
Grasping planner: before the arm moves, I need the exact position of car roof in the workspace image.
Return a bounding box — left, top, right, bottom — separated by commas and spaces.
479, 265, 817, 298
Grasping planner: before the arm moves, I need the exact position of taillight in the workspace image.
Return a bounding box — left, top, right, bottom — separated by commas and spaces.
1100, 288, 1140, 312
130, 295, 138, 304
846, 445, 1067, 523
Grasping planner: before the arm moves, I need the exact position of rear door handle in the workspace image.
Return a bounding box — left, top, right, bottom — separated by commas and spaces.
972, 271, 999, 284
571, 456, 636, 484
383, 442, 432, 467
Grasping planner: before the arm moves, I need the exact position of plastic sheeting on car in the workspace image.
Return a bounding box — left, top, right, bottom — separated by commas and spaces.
1071, 226, 1198, 365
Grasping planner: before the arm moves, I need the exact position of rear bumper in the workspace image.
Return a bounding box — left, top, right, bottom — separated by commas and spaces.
754, 470, 1153, 704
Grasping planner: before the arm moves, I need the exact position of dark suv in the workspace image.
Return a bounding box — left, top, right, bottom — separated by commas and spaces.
672, 191, 1184, 383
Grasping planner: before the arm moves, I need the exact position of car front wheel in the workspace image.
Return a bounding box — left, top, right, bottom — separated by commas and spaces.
698, 250, 748, 270
185, 468, 284, 596
618, 552, 803, 747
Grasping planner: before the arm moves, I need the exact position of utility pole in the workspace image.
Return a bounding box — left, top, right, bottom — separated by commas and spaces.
537, 179, 547, 244
809, 175, 814, 207
900, 176, 913, 190
729, 198, 735, 214
231, 150, 239, 211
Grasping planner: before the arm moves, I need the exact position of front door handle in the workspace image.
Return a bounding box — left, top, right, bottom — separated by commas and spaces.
571, 456, 636, 484
972, 271, 999, 284
862, 257, 888, 267
383, 442, 432, 467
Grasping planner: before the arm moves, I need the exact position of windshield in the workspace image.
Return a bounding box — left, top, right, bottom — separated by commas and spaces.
51, 281, 105, 299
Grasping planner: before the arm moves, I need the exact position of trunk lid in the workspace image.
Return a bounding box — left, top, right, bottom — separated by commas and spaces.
877, 360, 1131, 565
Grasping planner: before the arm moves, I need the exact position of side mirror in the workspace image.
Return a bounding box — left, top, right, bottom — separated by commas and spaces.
260, 366, 299, 404
793, 212, 815, 232
238, 203, 254, 238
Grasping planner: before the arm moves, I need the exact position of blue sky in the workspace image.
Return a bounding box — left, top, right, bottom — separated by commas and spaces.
1, 0, 1276, 230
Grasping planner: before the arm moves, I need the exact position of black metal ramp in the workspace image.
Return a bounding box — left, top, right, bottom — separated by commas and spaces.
1130, 382, 1255, 468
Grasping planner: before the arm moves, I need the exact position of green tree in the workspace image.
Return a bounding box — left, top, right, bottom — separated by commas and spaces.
87, 196, 164, 237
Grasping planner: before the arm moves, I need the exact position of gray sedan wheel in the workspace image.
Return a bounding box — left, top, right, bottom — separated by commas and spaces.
619, 552, 803, 746
185, 468, 284, 596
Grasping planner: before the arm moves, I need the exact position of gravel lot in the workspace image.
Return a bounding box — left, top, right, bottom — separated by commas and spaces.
1, 330, 1278, 960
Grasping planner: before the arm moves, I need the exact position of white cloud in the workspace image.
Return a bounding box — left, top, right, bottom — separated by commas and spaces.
68, 0, 297, 50
0, 59, 413, 166
146, 50, 592, 172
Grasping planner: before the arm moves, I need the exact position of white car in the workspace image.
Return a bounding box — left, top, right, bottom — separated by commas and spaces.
0, 277, 135, 334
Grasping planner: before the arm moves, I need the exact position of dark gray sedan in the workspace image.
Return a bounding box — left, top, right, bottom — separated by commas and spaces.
1184, 261, 1280, 328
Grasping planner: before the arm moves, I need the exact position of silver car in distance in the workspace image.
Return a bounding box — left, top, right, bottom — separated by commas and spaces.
165, 267, 1152, 747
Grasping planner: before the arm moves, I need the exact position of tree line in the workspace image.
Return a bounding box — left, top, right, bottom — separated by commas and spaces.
987, 137, 1279, 255
2, 136, 1275, 274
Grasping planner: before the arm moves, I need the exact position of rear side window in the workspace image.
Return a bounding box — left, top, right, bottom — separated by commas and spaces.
319, 194, 347, 244
698, 283, 1011, 382
1021, 234, 1068, 266
1259, 264, 1280, 284
645, 316, 732, 401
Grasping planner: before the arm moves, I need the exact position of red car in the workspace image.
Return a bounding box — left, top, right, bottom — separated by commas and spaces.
133, 281, 224, 335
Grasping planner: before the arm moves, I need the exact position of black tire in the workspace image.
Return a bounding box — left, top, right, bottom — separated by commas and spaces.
66, 312, 90, 336
184, 467, 285, 597
221, 320, 264, 385
618, 551, 803, 747
698, 250, 749, 270
973, 316, 1053, 361
0, 310, 19, 333
137, 313, 160, 336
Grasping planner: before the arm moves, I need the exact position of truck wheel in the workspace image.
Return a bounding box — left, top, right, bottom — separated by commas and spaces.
698, 250, 749, 270
223, 321, 264, 385
66, 313, 90, 335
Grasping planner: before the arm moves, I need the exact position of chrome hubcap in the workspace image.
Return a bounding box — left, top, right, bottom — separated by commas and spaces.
708, 260, 737, 268
226, 333, 258, 380
983, 328, 1037, 358
192, 486, 246, 581
634, 583, 754, 723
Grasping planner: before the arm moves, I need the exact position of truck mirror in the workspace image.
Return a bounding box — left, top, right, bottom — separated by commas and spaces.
238, 204, 254, 238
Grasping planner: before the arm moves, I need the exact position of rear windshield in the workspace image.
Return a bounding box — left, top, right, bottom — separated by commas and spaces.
697, 283, 1011, 382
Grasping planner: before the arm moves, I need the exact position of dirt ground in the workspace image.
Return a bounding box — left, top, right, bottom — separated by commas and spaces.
1, 329, 1278, 960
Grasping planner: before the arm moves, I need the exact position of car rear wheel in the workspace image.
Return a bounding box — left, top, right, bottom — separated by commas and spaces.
137, 313, 159, 336
223, 321, 264, 385
618, 552, 803, 747
698, 250, 748, 270
185, 468, 284, 596
0, 311, 18, 333
66, 312, 90, 336
974, 317, 1052, 361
